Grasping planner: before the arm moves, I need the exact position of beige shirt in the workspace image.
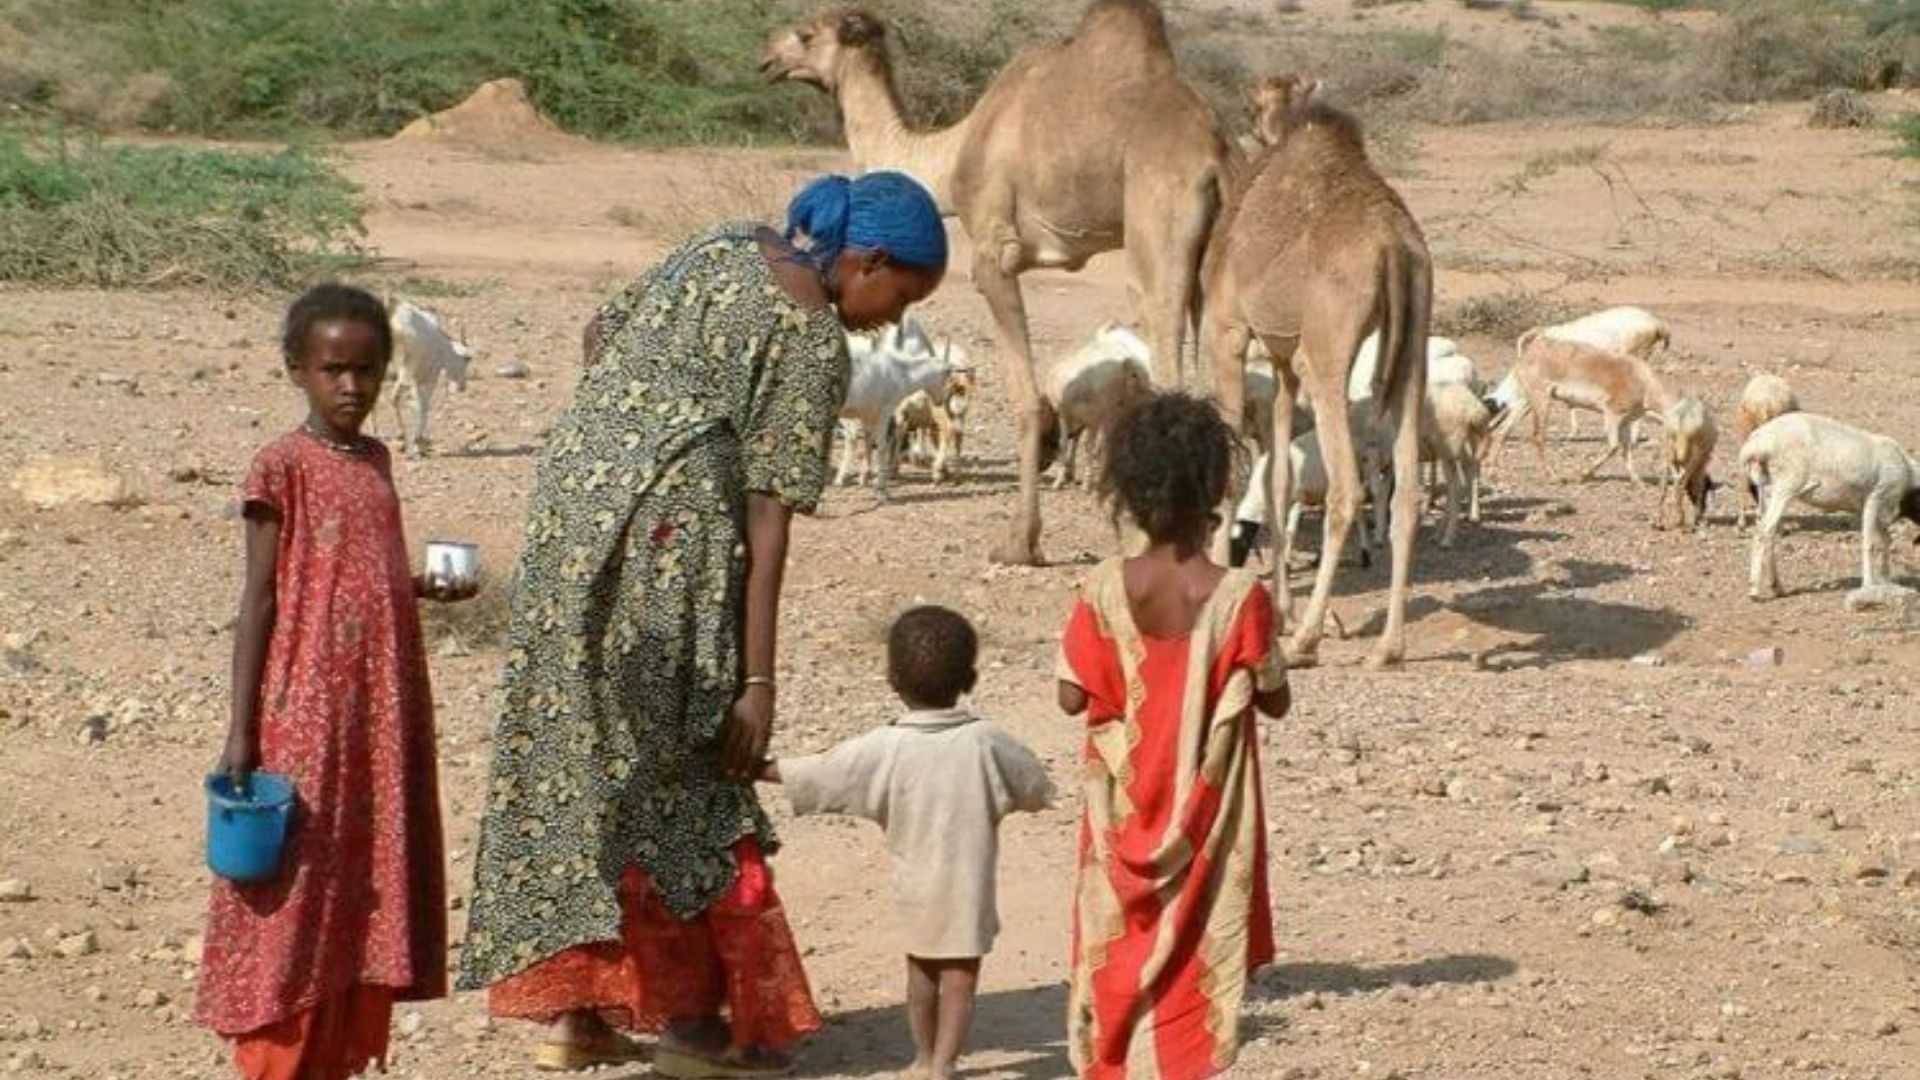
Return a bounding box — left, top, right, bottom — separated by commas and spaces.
780, 709, 1056, 959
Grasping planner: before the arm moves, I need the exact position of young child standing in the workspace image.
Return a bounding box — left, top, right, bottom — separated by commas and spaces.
194, 284, 472, 1080
1056, 392, 1291, 1080
759, 606, 1054, 1080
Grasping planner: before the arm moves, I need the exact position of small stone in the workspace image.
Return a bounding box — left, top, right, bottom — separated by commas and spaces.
1780, 835, 1825, 855
398, 1011, 426, 1041
95, 372, 139, 390
0, 880, 30, 903
1874, 1017, 1900, 1037
494, 361, 530, 379
1901, 867, 1920, 888
1851, 857, 1889, 881
1842, 584, 1912, 613
8, 1050, 45, 1073
54, 931, 98, 959
92, 863, 138, 892
1582, 760, 1610, 783
84, 986, 105, 1003
166, 465, 203, 484
133, 989, 168, 1009
1743, 646, 1783, 669
1591, 906, 1621, 927
1630, 651, 1666, 667
0, 937, 31, 960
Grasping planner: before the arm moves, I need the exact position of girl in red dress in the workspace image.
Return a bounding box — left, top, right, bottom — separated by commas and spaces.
195, 284, 473, 1080
1056, 392, 1292, 1080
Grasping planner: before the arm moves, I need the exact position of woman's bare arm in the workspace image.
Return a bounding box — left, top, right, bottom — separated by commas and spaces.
723, 492, 792, 779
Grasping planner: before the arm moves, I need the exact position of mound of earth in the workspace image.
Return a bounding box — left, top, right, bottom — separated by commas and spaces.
393, 78, 584, 152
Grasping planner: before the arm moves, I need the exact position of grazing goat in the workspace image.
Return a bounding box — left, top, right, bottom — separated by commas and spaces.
1654, 396, 1718, 532
1491, 306, 1671, 438
837, 321, 964, 500
388, 300, 473, 457
1420, 380, 1492, 546
1734, 374, 1799, 527
1741, 413, 1920, 600
1492, 337, 1673, 485
1044, 323, 1153, 490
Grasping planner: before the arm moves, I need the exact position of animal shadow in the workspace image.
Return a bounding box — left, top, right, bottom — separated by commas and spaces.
1251, 953, 1518, 1001
1435, 558, 1690, 667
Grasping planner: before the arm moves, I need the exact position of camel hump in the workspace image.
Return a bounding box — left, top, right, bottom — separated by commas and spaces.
1071, 0, 1175, 59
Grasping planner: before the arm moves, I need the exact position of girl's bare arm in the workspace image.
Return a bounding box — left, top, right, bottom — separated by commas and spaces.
1255, 684, 1290, 719
219, 513, 280, 783
1058, 680, 1088, 715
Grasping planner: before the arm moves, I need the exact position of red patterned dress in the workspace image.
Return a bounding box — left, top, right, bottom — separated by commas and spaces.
194, 429, 447, 1080
1057, 560, 1285, 1080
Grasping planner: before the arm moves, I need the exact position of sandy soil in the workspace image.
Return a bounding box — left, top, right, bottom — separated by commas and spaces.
3, 11, 1920, 1079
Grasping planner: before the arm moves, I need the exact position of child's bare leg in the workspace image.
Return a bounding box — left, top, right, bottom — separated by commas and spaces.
930, 958, 982, 1079
906, 956, 939, 1073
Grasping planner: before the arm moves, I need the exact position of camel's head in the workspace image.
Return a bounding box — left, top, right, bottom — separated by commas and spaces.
758, 7, 888, 92
1246, 73, 1322, 147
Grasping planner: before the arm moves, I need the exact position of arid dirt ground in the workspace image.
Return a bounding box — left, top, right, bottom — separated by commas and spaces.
4, 10, 1920, 1078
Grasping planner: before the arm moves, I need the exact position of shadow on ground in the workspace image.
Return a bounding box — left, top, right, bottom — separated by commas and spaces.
1251, 953, 1518, 1001
801, 983, 1070, 1080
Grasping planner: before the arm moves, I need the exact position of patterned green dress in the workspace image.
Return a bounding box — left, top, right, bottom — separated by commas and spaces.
458, 224, 849, 988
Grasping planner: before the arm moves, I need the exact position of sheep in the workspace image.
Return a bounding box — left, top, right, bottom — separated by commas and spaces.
836, 320, 964, 500
1491, 306, 1671, 439
1733, 374, 1799, 527
1420, 380, 1493, 547
1347, 330, 1475, 400
891, 364, 977, 484
1739, 412, 1920, 601
1489, 337, 1674, 485
387, 300, 473, 458
1654, 396, 1718, 533
1230, 400, 1388, 570
1044, 323, 1154, 490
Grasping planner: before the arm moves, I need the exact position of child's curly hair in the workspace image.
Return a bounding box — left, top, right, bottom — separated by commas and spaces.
281, 282, 392, 369
1096, 391, 1244, 544
888, 605, 978, 707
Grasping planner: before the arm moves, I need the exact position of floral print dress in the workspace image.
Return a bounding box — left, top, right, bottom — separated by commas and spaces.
457, 224, 850, 990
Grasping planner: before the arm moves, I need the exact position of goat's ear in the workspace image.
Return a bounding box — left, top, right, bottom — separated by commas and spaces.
835, 8, 885, 46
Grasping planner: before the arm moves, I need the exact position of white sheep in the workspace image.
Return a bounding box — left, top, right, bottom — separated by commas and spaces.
1348, 330, 1473, 400
1740, 412, 1920, 601
1045, 323, 1154, 490
1733, 374, 1799, 527
1654, 396, 1718, 533
387, 300, 473, 458
1489, 337, 1673, 485
837, 320, 964, 500
1491, 306, 1670, 438
1420, 380, 1493, 547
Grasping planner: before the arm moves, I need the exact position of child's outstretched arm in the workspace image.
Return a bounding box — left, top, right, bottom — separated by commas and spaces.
1254, 682, 1290, 719
1057, 680, 1088, 716
219, 510, 280, 786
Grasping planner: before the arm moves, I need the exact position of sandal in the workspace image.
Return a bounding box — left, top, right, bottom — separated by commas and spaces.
532, 1031, 652, 1072
652, 1042, 793, 1078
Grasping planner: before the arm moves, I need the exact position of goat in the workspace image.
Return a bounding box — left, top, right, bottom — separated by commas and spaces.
837, 320, 965, 500
1654, 396, 1718, 532
1740, 412, 1920, 600
1044, 323, 1153, 490
1734, 374, 1800, 528
1491, 337, 1674, 485
388, 300, 473, 457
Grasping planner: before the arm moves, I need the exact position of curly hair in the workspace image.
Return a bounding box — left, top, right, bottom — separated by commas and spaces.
887, 605, 979, 708
1096, 391, 1243, 545
281, 282, 392, 369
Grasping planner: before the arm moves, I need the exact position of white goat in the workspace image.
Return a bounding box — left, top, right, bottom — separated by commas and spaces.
837, 321, 964, 500
1734, 374, 1799, 527
1740, 412, 1920, 600
387, 300, 473, 458
1420, 380, 1493, 547
1490, 337, 1674, 485
1045, 323, 1154, 490
1654, 396, 1718, 533
1490, 306, 1670, 438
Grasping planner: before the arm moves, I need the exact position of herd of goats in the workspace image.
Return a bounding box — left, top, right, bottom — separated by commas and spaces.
381, 0, 1920, 669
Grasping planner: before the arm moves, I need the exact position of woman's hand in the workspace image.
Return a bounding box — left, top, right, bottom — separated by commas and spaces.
721, 683, 775, 781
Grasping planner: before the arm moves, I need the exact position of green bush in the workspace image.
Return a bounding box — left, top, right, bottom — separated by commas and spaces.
0, 133, 365, 289
1891, 114, 1920, 159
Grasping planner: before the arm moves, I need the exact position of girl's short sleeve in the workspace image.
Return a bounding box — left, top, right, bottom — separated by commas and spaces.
743, 317, 850, 515
1057, 600, 1127, 723
1233, 583, 1287, 694
241, 442, 292, 521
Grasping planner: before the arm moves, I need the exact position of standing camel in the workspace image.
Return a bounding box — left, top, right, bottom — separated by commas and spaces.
1204, 75, 1433, 669
760, 0, 1230, 564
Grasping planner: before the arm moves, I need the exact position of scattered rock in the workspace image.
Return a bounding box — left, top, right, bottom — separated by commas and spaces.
1843, 584, 1914, 614
0, 937, 31, 960
494, 360, 530, 379
133, 989, 169, 1009
6, 1050, 45, 1073
8, 457, 144, 510
398, 1011, 426, 1041
92, 862, 139, 892
0, 880, 30, 903
54, 930, 97, 959
1742, 646, 1783, 669
166, 465, 204, 484
94, 372, 140, 391
1850, 856, 1889, 882
1779, 835, 1826, 856
1629, 651, 1665, 667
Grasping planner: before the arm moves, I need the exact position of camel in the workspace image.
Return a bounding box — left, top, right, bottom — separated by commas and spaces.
759, 0, 1230, 564
1203, 74, 1433, 669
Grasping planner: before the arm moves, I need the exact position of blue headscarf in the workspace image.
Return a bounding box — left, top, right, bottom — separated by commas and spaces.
785, 171, 947, 272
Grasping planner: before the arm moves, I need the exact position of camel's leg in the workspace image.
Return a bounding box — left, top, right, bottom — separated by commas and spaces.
1749, 482, 1793, 600
1127, 168, 1210, 387
1204, 314, 1254, 564
1288, 336, 1362, 668
1267, 351, 1302, 623
1371, 349, 1424, 670
975, 242, 1045, 565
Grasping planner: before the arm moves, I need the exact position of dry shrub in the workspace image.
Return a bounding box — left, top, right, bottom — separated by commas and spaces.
1692, 0, 1889, 100
607, 161, 795, 240
1808, 89, 1876, 128
1438, 288, 1571, 341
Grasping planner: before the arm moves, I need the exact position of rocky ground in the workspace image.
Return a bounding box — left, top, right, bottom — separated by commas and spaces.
2, 54, 1918, 1080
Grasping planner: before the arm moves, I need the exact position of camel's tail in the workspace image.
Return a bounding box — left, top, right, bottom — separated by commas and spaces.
1370, 243, 1430, 418
1184, 159, 1229, 382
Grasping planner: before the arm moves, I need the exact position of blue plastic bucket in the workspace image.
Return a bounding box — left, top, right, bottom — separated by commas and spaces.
205, 772, 295, 883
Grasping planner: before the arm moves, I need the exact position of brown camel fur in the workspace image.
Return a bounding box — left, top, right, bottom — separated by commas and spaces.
1203, 74, 1433, 669
760, 1, 1230, 564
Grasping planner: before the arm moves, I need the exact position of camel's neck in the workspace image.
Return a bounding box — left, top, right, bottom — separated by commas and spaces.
836, 51, 973, 214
